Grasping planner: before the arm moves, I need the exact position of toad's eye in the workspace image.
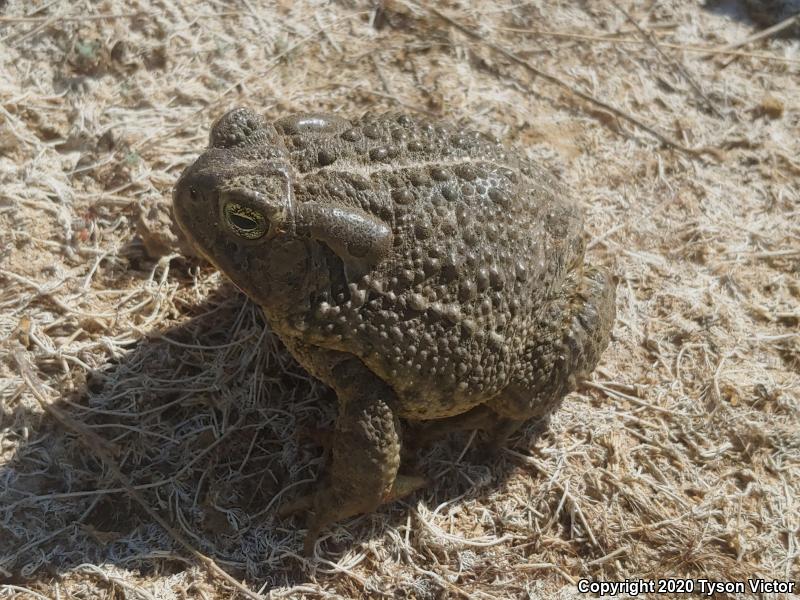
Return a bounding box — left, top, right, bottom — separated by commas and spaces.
223, 202, 267, 240
189, 187, 198, 201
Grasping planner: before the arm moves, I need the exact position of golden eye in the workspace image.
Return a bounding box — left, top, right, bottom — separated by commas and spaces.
223, 202, 267, 240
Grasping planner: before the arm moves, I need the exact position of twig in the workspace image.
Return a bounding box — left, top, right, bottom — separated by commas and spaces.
75, 564, 159, 600
0, 10, 269, 23
13, 350, 264, 600
371, 54, 393, 95
315, 12, 343, 54
584, 380, 675, 415
0, 12, 149, 22
410, 565, 478, 599
498, 27, 800, 64
426, 6, 707, 159
0, 496, 102, 571
503, 449, 604, 552
514, 562, 577, 585
330, 83, 440, 116
703, 13, 800, 57
25, 0, 62, 17
611, 1, 723, 118
0, 586, 50, 600
587, 546, 629, 566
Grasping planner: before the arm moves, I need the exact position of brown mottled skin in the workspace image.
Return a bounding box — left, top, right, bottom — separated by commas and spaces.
172, 107, 615, 553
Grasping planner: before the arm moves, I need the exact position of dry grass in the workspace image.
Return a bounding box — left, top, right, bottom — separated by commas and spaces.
1, 0, 798, 598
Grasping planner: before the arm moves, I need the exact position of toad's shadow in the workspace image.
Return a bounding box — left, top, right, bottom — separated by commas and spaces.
2, 281, 550, 590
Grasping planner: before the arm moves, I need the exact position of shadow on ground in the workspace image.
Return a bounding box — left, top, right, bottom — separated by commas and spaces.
0, 273, 556, 591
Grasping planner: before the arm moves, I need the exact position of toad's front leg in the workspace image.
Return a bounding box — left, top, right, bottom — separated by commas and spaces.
301, 357, 421, 555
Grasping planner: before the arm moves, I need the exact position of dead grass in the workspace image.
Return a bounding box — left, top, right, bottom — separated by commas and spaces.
1, 0, 798, 598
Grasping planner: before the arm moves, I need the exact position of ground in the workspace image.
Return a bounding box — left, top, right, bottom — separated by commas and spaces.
0, 1, 798, 599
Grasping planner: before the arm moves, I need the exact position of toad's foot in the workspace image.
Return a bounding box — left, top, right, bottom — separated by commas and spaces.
277, 473, 427, 523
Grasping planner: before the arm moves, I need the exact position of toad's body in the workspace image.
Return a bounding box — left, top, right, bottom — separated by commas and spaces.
173, 108, 615, 552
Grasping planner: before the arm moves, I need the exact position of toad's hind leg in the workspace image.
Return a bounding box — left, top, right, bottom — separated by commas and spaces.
298, 356, 424, 555
488, 265, 616, 446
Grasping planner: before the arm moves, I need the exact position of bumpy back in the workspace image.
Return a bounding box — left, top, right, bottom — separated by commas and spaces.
275, 113, 585, 415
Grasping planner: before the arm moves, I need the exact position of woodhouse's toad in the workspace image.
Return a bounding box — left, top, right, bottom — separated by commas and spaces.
173, 108, 616, 553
